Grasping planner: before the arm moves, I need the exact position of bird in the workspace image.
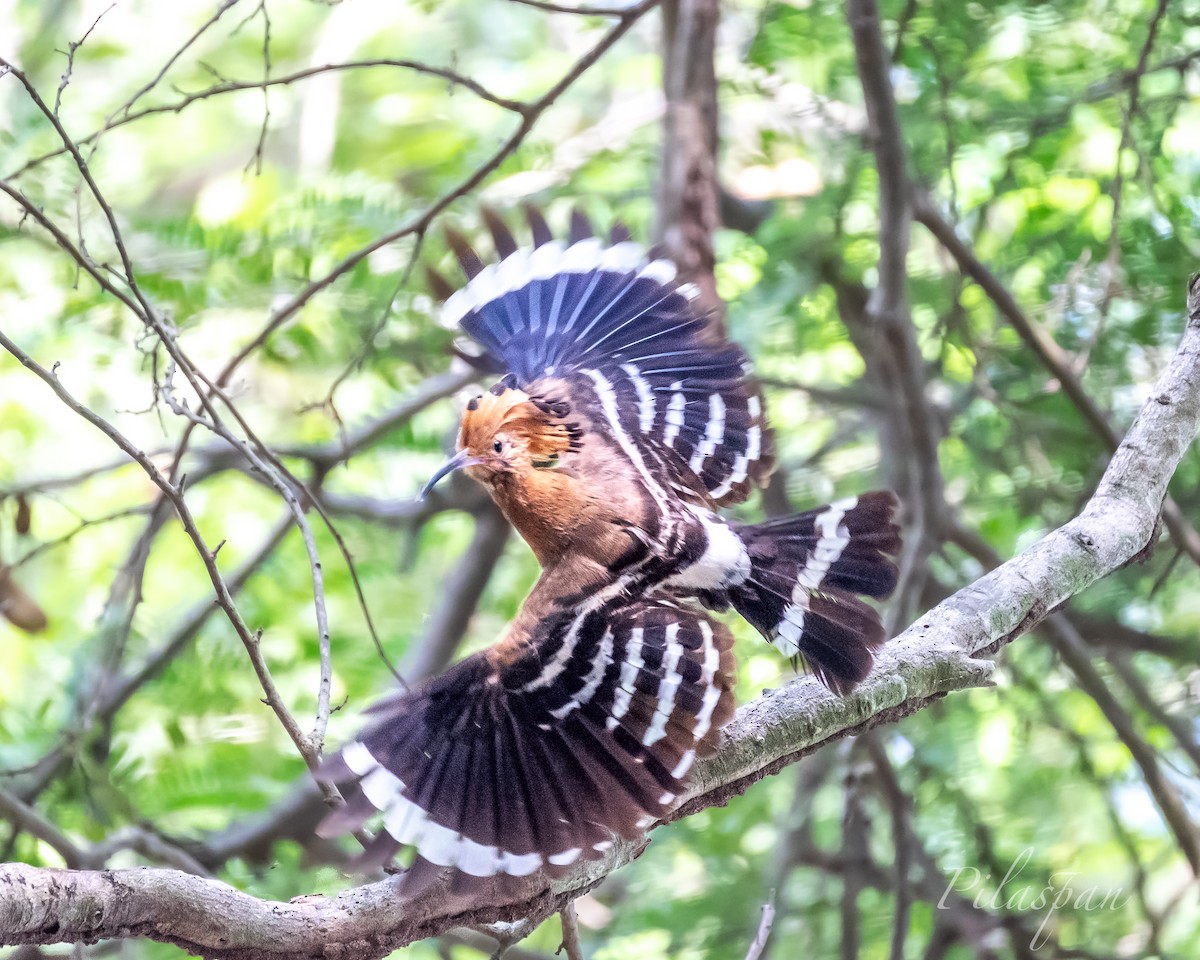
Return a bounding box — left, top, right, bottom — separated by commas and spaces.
317, 208, 901, 889
420, 208, 901, 693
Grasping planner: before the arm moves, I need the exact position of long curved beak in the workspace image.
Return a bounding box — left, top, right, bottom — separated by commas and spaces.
419, 449, 481, 499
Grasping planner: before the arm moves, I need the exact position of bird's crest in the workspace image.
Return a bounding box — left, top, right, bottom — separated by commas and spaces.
460, 375, 581, 468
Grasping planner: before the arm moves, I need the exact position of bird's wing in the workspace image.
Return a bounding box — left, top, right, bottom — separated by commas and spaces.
317, 596, 736, 886
428, 209, 775, 506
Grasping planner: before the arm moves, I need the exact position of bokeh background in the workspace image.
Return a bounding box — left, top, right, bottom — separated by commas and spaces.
2, 0, 1200, 957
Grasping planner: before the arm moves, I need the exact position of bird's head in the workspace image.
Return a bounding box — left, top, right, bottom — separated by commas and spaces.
421, 375, 581, 498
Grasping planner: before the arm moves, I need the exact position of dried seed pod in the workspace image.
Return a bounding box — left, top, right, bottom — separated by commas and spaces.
14, 495, 31, 536
0, 564, 48, 634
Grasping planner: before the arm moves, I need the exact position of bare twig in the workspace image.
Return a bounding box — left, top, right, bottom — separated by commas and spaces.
1088, 0, 1170, 364
556, 901, 583, 960
1108, 650, 1200, 774
10, 504, 150, 569
210, 0, 660, 393
864, 733, 913, 960
838, 756, 867, 960
112, 0, 246, 122
161, 361, 340, 745
52, 3, 115, 115
0, 788, 84, 868
949, 521, 1200, 876
508, 0, 640, 14
244, 0, 272, 175
101, 1, 656, 647
743, 890, 776, 960
6, 58, 528, 180
401, 500, 511, 683
1048, 619, 1200, 876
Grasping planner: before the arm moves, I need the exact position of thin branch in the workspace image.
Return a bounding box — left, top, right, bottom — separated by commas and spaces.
864, 734, 913, 960
556, 901, 583, 960
400, 500, 511, 683
1005, 658, 1168, 956
52, 3, 115, 115
838, 746, 869, 960
6, 59, 527, 181
161, 360, 340, 746
1048, 618, 1200, 876
118, 0, 656, 607
0, 788, 84, 868
113, 0, 245, 123
212, 0, 659, 390
757, 376, 888, 410
743, 891, 776, 960
10, 504, 150, 569
508, 0, 640, 14
949, 521, 1200, 876
1107, 650, 1200, 774
1027, 46, 1200, 142
1103, 0, 1170, 309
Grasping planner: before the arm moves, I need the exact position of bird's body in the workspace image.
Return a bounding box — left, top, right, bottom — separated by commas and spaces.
318, 210, 902, 889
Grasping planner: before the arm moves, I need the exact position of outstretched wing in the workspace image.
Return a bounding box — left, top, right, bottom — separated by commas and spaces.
317, 597, 736, 885
428, 209, 774, 506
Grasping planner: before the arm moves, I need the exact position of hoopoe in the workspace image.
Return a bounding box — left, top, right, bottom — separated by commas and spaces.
318, 210, 901, 889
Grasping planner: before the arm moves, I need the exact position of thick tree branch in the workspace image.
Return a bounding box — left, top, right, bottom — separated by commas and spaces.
4, 277, 1198, 960
657, 0, 722, 319
845, 0, 946, 629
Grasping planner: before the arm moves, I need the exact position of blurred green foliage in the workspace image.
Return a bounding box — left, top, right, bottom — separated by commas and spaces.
2, 0, 1200, 957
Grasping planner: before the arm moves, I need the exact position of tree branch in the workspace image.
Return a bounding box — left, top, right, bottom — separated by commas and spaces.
657, 0, 722, 320
845, 0, 946, 629
4, 275, 1198, 960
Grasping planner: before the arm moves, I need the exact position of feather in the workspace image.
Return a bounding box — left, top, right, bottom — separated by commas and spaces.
317, 599, 737, 880
483, 207, 518, 259
569, 208, 594, 243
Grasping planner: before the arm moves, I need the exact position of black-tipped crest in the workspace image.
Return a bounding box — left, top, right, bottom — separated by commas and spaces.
483, 207, 518, 259
568, 208, 594, 244
445, 225, 485, 278
424, 264, 456, 301
524, 204, 553, 247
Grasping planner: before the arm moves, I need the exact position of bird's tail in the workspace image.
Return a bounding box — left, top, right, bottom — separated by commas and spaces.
726, 491, 902, 695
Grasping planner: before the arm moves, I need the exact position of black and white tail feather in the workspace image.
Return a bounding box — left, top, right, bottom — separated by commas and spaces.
317, 599, 736, 890
427, 207, 775, 506
721, 491, 901, 695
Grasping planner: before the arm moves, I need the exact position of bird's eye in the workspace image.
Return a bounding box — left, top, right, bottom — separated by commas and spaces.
492, 438, 504, 454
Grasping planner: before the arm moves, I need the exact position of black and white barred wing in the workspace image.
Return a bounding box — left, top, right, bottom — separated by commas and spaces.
427, 209, 774, 505
317, 599, 736, 883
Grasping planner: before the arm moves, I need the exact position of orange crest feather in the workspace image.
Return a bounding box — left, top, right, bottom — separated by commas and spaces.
460, 388, 578, 466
